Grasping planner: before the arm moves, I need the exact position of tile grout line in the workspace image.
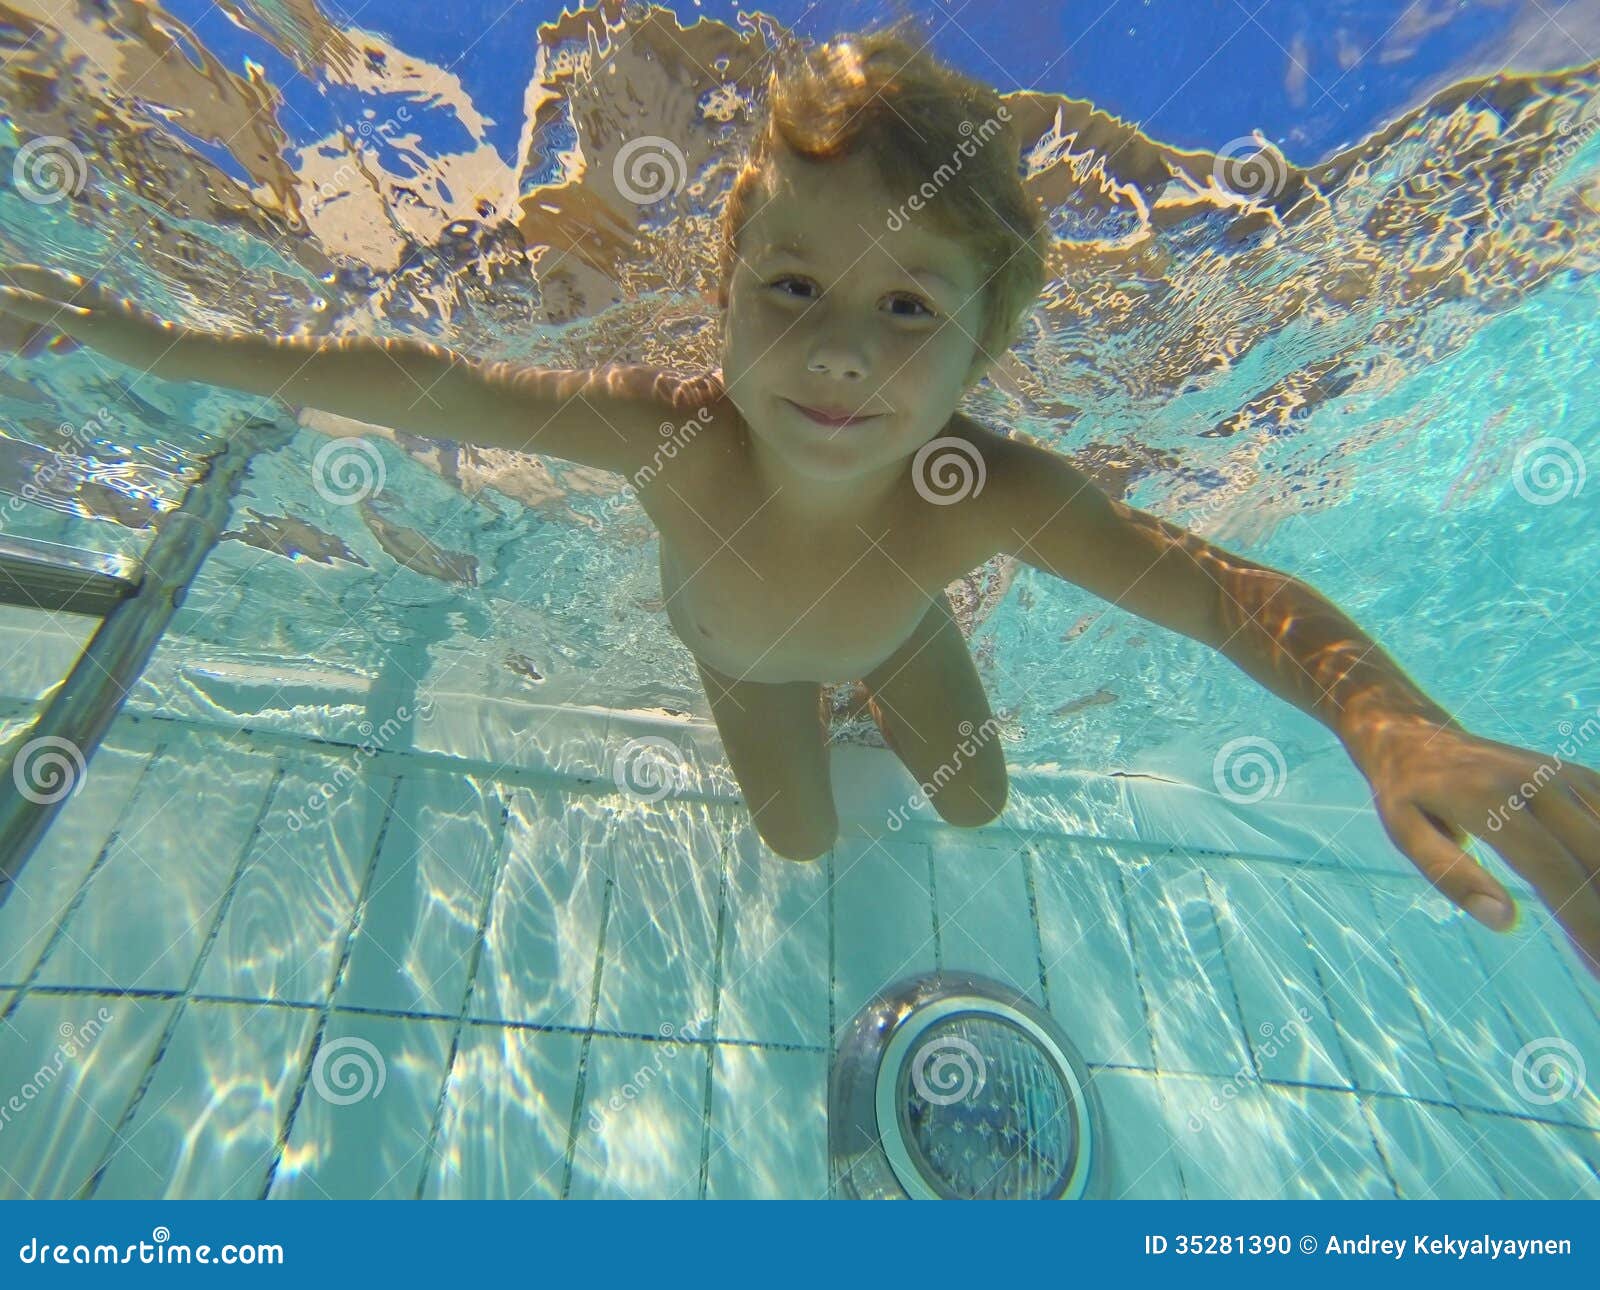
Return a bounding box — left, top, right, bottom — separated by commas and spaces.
412, 789, 515, 1200
1460, 905, 1596, 1135
1205, 869, 1402, 1199
825, 843, 837, 1202
1199, 868, 1265, 1080
1112, 853, 1191, 1199
1, 980, 838, 1052
1, 733, 169, 1023
78, 762, 288, 1199
560, 875, 614, 1200
1022, 844, 1050, 1009
696, 821, 733, 1201
258, 772, 404, 1199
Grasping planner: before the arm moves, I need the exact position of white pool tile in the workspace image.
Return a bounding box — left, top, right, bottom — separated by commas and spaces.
1121, 854, 1253, 1079
1467, 911, 1600, 1132
94, 1000, 318, 1199
1465, 1108, 1600, 1199
35, 729, 277, 993
0, 738, 154, 986
1007, 770, 1136, 842
605, 712, 739, 802
931, 835, 1043, 1001
467, 788, 607, 1031
589, 798, 724, 1037
1266, 1085, 1396, 1198
1088, 1067, 1184, 1199
1205, 864, 1351, 1087
1287, 877, 1454, 1102
337, 771, 505, 1016
1363, 1095, 1505, 1199
419, 693, 612, 781
421, 1023, 581, 1200
0, 606, 95, 702
1158, 1073, 1390, 1199
268, 1013, 454, 1199
567, 1033, 708, 1199
1378, 884, 1537, 1117
196, 755, 393, 1004
1156, 1071, 1293, 1199
831, 836, 937, 1034
716, 817, 829, 1047
1030, 840, 1152, 1068
0, 993, 174, 1199
705, 1044, 828, 1199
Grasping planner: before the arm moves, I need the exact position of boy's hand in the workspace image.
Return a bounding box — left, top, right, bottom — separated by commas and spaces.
1347, 713, 1600, 978
0, 264, 179, 369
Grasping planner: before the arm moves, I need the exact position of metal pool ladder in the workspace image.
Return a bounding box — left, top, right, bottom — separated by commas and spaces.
0, 416, 294, 903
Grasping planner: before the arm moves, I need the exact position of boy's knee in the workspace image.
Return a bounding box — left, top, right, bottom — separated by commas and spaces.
754, 809, 838, 862
930, 771, 1008, 830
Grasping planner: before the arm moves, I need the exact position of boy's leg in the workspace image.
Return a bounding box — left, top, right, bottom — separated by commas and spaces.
860, 591, 1009, 828
696, 659, 838, 861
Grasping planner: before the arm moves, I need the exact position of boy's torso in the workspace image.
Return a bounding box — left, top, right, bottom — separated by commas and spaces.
636, 395, 998, 685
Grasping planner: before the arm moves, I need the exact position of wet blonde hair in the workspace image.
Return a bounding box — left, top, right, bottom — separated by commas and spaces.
718, 22, 1050, 380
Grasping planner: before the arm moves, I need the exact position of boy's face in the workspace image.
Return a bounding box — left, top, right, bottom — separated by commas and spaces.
718, 143, 992, 484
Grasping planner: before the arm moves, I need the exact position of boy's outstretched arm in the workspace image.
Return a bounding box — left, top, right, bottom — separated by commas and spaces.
976, 424, 1600, 979
0, 265, 714, 478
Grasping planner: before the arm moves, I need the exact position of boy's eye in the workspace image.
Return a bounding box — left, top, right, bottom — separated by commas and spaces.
766, 276, 936, 320
768, 275, 815, 300
886, 293, 936, 320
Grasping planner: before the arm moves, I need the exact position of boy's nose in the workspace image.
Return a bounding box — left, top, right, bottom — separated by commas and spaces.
805, 341, 868, 381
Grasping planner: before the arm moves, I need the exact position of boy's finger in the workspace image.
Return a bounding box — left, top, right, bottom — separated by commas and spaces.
0, 264, 87, 299
0, 285, 89, 326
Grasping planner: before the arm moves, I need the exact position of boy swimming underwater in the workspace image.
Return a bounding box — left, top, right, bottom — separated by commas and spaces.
3, 28, 1599, 978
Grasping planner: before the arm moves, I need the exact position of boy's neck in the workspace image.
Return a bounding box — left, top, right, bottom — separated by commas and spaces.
743, 428, 908, 539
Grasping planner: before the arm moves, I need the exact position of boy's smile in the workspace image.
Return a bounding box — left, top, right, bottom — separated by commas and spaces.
719, 142, 993, 521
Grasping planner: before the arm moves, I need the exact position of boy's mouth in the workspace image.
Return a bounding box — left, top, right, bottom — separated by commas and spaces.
782, 397, 884, 428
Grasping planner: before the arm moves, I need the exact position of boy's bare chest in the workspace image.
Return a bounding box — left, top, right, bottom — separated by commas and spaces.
641, 436, 976, 684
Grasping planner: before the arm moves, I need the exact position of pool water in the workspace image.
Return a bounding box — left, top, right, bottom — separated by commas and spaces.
0, 0, 1598, 1199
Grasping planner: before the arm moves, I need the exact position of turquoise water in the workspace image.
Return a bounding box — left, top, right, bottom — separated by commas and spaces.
1, 2, 1598, 1198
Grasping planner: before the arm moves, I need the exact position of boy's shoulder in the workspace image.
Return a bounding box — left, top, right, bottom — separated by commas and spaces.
935, 411, 1105, 563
